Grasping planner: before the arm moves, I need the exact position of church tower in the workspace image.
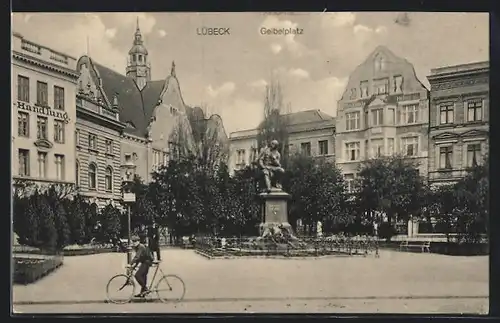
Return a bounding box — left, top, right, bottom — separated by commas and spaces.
126, 17, 151, 90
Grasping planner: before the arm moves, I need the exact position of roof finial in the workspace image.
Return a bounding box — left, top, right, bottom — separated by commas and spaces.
136, 16, 140, 31
171, 61, 176, 77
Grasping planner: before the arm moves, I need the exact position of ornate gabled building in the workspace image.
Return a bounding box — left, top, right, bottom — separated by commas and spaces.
228, 109, 336, 175
335, 46, 429, 192
12, 32, 79, 189
76, 20, 228, 184
427, 61, 489, 185
75, 58, 126, 209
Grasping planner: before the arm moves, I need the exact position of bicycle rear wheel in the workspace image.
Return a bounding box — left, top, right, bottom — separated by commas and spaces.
106, 274, 136, 304
155, 274, 185, 303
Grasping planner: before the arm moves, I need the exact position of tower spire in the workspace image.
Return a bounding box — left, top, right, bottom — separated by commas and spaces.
126, 17, 151, 90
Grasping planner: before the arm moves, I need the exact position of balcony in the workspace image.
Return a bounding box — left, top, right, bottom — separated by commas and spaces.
12, 32, 77, 71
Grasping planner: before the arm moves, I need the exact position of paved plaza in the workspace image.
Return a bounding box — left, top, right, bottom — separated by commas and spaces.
12, 249, 488, 314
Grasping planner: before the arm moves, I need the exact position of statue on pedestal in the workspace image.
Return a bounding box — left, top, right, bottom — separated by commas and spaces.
257, 140, 285, 192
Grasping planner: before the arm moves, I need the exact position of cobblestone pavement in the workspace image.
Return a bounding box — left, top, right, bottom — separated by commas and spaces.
12, 249, 489, 314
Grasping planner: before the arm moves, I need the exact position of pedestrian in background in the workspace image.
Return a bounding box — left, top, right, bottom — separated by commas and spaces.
148, 222, 161, 261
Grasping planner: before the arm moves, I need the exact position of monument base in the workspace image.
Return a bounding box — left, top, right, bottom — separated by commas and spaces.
256, 189, 304, 246
258, 222, 293, 236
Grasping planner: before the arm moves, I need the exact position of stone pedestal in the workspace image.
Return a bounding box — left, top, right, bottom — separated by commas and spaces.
258, 189, 292, 234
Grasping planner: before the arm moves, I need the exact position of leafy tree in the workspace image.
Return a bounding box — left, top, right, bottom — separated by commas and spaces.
43, 186, 70, 249
284, 155, 349, 235
36, 194, 58, 250
230, 168, 261, 235
83, 202, 99, 243
132, 195, 157, 228
13, 193, 39, 247
451, 156, 488, 243
355, 156, 426, 236
53, 200, 70, 249
66, 195, 87, 244
432, 184, 460, 241
100, 205, 122, 243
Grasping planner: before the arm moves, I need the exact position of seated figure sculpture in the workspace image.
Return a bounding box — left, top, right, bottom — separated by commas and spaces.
258, 139, 285, 192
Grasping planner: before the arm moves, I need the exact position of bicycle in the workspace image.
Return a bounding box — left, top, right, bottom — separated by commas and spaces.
106, 261, 186, 304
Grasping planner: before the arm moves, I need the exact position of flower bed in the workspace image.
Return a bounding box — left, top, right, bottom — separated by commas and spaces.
62, 244, 116, 256
13, 244, 116, 257
13, 257, 63, 284
194, 236, 379, 258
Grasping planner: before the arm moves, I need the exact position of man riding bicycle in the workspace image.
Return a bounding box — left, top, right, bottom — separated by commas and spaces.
126, 233, 153, 297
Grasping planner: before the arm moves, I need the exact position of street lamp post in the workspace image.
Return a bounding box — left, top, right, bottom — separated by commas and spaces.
121, 159, 137, 264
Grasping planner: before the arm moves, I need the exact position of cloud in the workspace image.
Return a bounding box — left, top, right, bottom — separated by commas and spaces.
270, 43, 282, 54
354, 24, 387, 35
286, 76, 348, 117
158, 29, 167, 37
249, 79, 268, 89
11, 13, 157, 73
223, 99, 263, 133
321, 12, 356, 27
288, 68, 310, 79
260, 16, 312, 58
206, 82, 236, 98
105, 28, 117, 38
353, 24, 373, 34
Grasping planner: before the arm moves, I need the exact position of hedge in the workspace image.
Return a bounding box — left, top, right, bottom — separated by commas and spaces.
13, 257, 63, 284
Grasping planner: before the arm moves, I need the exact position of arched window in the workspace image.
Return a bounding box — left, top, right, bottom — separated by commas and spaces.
75, 161, 80, 187
88, 163, 97, 189
105, 166, 113, 191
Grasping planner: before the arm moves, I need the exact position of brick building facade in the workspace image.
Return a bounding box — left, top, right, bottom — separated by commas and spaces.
427, 62, 489, 185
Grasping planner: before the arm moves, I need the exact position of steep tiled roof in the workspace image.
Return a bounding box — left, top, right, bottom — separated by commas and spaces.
141, 80, 165, 121
92, 62, 152, 137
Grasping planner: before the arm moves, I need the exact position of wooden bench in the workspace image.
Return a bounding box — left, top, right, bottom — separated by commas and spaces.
399, 240, 431, 253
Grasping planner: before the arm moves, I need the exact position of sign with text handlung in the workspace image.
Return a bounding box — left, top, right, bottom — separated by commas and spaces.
14, 101, 71, 124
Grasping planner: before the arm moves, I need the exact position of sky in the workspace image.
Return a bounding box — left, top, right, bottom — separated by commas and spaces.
12, 12, 489, 134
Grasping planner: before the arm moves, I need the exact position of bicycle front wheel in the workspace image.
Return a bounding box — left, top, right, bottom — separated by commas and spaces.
155, 274, 185, 303
106, 274, 136, 304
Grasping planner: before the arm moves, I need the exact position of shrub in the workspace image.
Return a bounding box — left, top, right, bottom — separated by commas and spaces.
378, 222, 398, 241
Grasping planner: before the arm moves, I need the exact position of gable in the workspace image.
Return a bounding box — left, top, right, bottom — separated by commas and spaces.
147, 74, 195, 152
340, 45, 427, 101
76, 56, 112, 109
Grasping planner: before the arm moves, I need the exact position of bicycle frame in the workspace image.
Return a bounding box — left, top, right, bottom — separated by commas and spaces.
120, 263, 165, 292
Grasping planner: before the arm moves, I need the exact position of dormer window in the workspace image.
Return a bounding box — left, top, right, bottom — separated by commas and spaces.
126, 121, 136, 129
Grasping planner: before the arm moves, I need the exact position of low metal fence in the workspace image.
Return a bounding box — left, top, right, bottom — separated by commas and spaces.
194, 235, 379, 257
